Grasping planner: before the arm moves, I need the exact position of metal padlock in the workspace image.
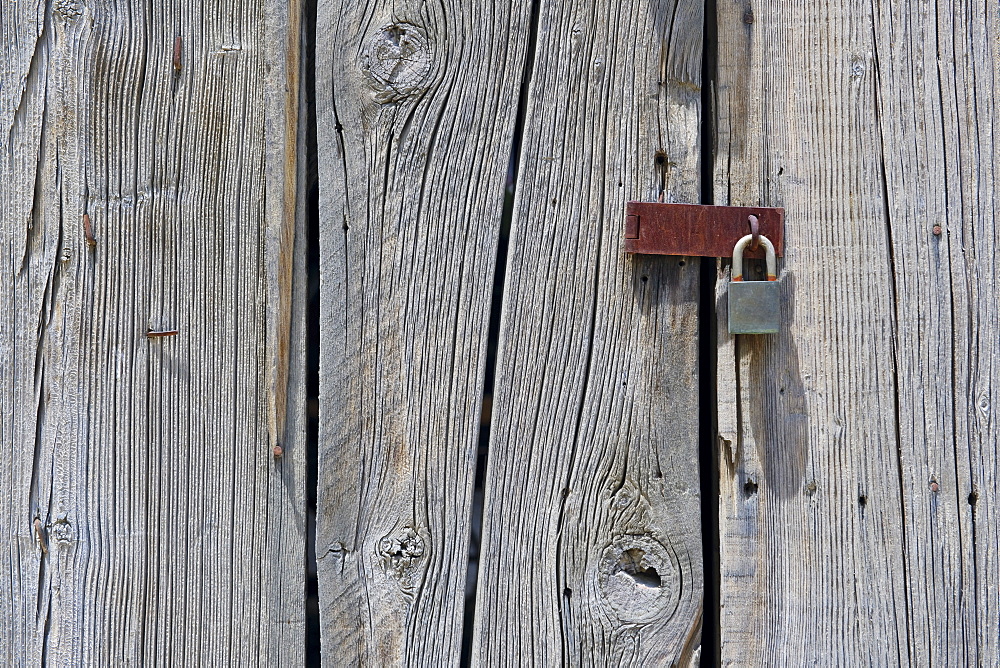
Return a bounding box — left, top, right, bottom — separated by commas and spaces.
728, 234, 780, 334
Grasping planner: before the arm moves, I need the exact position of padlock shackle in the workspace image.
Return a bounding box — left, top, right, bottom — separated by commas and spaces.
731, 234, 777, 281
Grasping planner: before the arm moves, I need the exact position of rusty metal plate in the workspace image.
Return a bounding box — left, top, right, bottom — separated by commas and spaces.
624, 202, 784, 258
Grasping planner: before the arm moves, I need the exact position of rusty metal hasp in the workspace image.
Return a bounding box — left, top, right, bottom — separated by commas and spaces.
624, 202, 784, 258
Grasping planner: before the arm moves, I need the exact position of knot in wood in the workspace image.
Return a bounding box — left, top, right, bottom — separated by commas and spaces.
378, 526, 426, 580
597, 536, 679, 623
54, 0, 82, 19
850, 56, 866, 79
51, 517, 73, 544
361, 23, 432, 103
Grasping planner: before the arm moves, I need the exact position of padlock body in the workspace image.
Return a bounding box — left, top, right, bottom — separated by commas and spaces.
728, 280, 780, 334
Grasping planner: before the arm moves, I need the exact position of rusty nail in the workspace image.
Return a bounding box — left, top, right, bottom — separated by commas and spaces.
932, 225, 942, 236
748, 214, 760, 251
173, 36, 182, 71
273, 445, 284, 458
146, 329, 179, 338
34, 518, 48, 554
83, 213, 96, 247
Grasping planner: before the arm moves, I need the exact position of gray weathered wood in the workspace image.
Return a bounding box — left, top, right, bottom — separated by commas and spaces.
0, 1, 305, 664
472, 0, 705, 664
715, 0, 999, 664
313, 2, 530, 664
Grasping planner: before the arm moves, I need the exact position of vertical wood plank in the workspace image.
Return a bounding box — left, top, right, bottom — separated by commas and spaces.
473, 0, 705, 664
0, 1, 305, 665
715, 0, 999, 663
313, 1, 530, 663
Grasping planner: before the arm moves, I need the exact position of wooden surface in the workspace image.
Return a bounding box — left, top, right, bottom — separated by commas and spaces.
0, 1, 305, 665
472, 0, 705, 664
714, 0, 999, 664
313, 1, 530, 664
5, 0, 995, 663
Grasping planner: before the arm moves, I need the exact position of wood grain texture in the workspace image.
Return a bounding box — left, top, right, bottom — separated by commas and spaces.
0, 1, 305, 665
715, 0, 999, 664
472, 0, 704, 664
313, 1, 530, 664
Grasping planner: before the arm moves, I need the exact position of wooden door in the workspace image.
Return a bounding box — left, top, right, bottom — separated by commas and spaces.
1, 2, 305, 665
714, 1, 999, 664
314, 0, 705, 664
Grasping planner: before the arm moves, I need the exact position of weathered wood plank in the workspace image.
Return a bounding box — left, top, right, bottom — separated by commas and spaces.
313, 2, 530, 664
715, 0, 999, 664
472, 0, 705, 664
0, 2, 305, 665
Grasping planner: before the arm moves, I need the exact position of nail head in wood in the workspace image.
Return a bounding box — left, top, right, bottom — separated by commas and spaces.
146, 329, 179, 338
173, 36, 182, 71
